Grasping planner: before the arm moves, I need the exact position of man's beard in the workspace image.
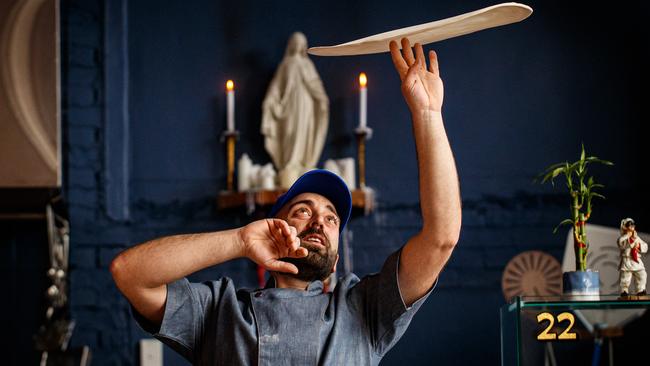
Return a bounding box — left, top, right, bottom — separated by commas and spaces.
282, 227, 337, 282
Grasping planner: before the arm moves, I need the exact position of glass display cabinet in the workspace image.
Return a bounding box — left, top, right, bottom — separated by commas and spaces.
500, 296, 650, 366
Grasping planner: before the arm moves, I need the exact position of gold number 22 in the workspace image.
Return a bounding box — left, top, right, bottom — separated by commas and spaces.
536, 312, 577, 341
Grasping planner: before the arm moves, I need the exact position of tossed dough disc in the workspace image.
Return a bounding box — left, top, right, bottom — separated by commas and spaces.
308, 2, 532, 56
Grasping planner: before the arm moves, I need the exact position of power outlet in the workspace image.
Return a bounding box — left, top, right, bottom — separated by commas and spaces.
140, 338, 163, 366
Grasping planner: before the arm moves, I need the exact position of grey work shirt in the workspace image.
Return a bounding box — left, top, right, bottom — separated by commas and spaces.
134, 248, 434, 365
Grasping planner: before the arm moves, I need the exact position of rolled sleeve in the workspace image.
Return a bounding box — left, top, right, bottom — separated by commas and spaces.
132, 278, 216, 363
350, 247, 436, 356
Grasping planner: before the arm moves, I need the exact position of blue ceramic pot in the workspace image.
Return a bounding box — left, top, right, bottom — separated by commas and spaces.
563, 271, 600, 300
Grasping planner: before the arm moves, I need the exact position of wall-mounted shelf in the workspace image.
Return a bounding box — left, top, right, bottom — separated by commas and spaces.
0, 188, 60, 220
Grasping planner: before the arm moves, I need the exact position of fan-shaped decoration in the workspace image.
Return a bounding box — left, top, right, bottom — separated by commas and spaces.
502, 251, 562, 301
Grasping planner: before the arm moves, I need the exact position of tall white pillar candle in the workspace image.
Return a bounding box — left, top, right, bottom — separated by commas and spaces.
237, 153, 252, 191
359, 73, 367, 129
341, 157, 356, 190
324, 159, 340, 176
226, 80, 235, 132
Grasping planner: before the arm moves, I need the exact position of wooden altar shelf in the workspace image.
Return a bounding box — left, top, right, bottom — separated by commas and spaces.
218, 188, 375, 215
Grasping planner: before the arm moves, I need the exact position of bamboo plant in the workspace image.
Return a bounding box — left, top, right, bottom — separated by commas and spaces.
538, 145, 613, 271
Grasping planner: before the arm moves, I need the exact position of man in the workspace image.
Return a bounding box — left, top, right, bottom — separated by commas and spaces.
111, 38, 461, 365
618, 218, 648, 296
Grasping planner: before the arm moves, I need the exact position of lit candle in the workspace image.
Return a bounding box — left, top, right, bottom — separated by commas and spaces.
226, 80, 235, 132
358, 73, 367, 129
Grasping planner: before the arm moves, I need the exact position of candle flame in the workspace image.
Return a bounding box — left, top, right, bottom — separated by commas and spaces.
359, 73, 367, 87
226, 80, 234, 91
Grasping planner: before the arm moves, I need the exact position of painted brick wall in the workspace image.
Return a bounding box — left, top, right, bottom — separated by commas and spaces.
59, 1, 650, 365
62, 0, 128, 363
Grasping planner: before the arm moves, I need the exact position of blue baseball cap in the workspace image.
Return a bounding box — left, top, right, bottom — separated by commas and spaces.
268, 169, 352, 232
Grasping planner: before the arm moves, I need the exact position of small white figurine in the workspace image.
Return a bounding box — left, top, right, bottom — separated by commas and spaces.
618, 218, 648, 296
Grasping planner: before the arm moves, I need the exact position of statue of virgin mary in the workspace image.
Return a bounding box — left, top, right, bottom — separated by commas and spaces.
261, 32, 329, 189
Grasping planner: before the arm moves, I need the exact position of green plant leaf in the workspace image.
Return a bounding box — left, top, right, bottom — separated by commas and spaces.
542, 166, 566, 183
590, 192, 606, 200
585, 157, 614, 166
544, 162, 568, 171
536, 145, 613, 244
553, 219, 574, 234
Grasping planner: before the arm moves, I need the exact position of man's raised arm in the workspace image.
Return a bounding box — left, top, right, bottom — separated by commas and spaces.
389, 38, 462, 306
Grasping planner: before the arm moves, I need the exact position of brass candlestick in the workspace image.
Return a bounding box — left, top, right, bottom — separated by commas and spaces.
221, 130, 239, 191
354, 127, 373, 188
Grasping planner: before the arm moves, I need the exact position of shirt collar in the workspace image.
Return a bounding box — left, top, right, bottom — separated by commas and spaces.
263, 276, 324, 294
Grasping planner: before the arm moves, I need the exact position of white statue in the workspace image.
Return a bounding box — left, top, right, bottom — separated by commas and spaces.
261, 32, 329, 189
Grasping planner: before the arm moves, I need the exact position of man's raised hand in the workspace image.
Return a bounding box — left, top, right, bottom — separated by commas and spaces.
389, 38, 444, 114
238, 219, 308, 274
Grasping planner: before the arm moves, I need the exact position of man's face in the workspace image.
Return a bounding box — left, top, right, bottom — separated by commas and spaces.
275, 192, 340, 282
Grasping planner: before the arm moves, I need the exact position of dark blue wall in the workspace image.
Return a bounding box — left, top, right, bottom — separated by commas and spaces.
54, 0, 650, 364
